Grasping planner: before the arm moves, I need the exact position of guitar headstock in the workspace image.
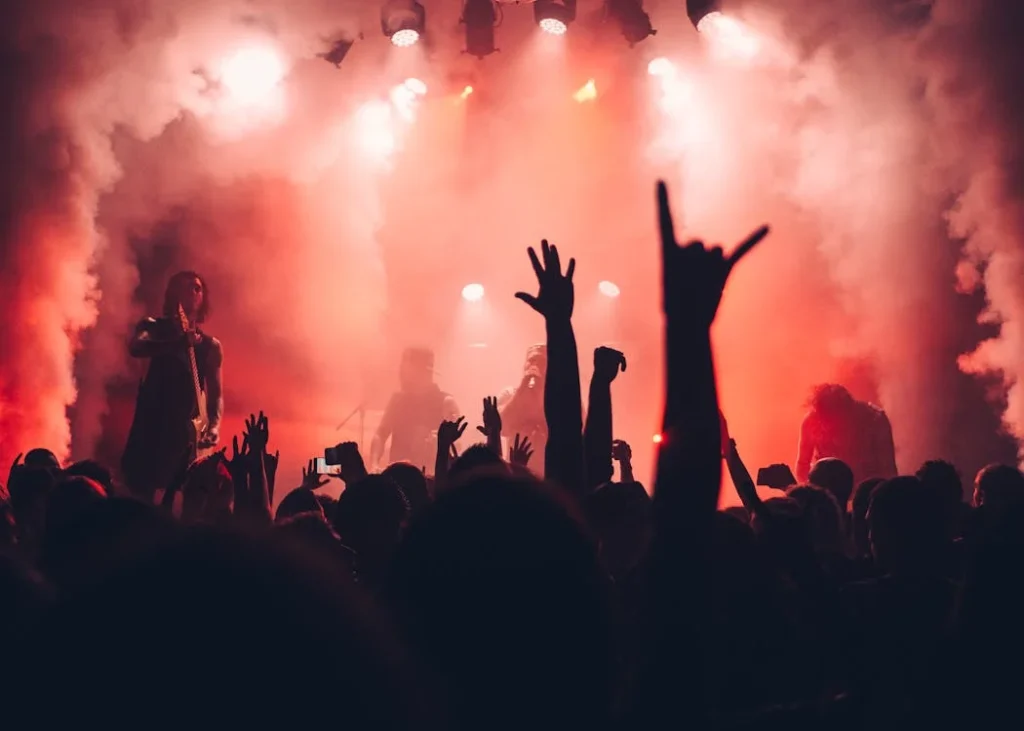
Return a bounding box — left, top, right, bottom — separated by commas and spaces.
176, 303, 190, 331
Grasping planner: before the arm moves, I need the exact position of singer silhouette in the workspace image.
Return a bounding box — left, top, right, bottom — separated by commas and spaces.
498, 344, 548, 475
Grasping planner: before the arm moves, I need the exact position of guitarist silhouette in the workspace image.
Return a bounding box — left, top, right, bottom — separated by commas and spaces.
121, 271, 224, 501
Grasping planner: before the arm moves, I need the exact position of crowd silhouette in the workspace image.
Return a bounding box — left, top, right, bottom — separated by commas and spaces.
3, 181, 1024, 729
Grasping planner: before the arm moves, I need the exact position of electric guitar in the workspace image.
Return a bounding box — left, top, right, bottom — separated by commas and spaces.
177, 304, 214, 460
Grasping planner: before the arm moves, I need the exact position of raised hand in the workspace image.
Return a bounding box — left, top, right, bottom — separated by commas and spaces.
477, 396, 502, 437
611, 439, 632, 463
515, 239, 576, 321
657, 181, 768, 327
594, 346, 627, 384
302, 458, 330, 490
225, 434, 249, 487
438, 416, 468, 449
263, 449, 280, 501
509, 434, 534, 468
332, 442, 368, 483
244, 411, 269, 454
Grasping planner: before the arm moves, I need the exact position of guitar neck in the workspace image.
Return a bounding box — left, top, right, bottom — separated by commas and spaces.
187, 342, 204, 410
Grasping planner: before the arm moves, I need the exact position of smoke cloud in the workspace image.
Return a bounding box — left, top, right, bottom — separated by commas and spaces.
918, 0, 1024, 467
0, 0, 1021, 491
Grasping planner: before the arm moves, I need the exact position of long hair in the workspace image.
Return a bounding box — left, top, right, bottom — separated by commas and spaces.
162, 270, 210, 324
806, 383, 855, 417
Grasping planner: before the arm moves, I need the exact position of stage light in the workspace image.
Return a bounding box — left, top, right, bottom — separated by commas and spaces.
462, 283, 485, 302
382, 0, 426, 47
573, 79, 597, 103
652, 433, 663, 444
462, 0, 499, 59
218, 46, 286, 106
460, 85, 474, 100
686, 0, 720, 29
403, 77, 428, 95
534, 0, 576, 35
606, 0, 656, 45
391, 29, 420, 47
647, 57, 675, 77
598, 280, 620, 298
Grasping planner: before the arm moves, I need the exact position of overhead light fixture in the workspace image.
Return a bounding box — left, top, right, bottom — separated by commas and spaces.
462, 0, 499, 59
686, 0, 720, 30
534, 0, 577, 36
381, 0, 426, 47
606, 0, 656, 45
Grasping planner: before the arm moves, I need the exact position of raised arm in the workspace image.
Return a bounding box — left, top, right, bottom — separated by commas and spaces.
796, 413, 816, 483
515, 241, 585, 495
637, 181, 769, 727
725, 439, 768, 519
584, 347, 626, 489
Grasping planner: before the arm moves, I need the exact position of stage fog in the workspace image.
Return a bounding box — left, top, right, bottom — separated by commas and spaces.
1, 0, 1022, 497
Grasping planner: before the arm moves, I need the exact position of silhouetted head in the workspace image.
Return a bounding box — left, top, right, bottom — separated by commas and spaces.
711, 510, 773, 608
275, 512, 357, 581
449, 444, 507, 481
24, 448, 60, 471
917, 459, 965, 536
807, 383, 856, 417
868, 476, 945, 573
973, 464, 1024, 514
275, 487, 323, 522
17, 528, 429, 727
850, 477, 884, 557
386, 472, 613, 730
163, 270, 208, 323
399, 346, 434, 392
523, 343, 547, 376
787, 484, 847, 557
917, 459, 962, 503
315, 493, 338, 522
809, 458, 855, 511
383, 462, 431, 514
38, 496, 174, 591
44, 476, 107, 537
751, 496, 815, 568
332, 475, 409, 587
7, 466, 57, 549
722, 505, 751, 524
63, 459, 114, 494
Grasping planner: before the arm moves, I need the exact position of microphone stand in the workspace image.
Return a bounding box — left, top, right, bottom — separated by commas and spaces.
336, 402, 367, 453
